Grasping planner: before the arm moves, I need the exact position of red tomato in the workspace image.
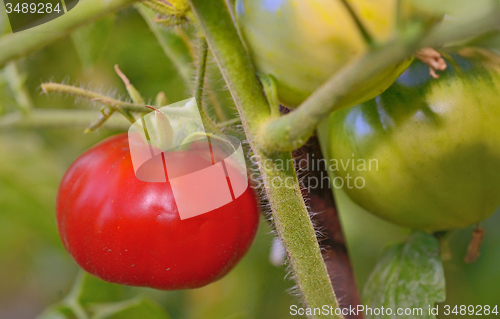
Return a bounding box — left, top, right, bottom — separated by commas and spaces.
57, 133, 259, 290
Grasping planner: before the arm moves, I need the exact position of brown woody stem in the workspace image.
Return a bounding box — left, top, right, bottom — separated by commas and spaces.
293, 134, 363, 319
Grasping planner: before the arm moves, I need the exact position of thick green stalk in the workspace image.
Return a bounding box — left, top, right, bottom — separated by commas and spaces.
257, 4, 500, 153
0, 0, 138, 67
187, 1, 340, 317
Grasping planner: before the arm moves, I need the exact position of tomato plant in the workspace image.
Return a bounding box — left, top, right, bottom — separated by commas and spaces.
56, 133, 260, 290
235, 0, 438, 108
2, 0, 500, 317
323, 48, 500, 232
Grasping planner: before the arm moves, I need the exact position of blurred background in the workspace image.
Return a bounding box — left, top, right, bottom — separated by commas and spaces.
1, 5, 500, 319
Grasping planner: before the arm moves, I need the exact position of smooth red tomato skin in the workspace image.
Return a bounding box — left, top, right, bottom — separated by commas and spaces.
57, 134, 259, 290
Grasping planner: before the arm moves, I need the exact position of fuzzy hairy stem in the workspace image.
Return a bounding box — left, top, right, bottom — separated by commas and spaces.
187, 1, 340, 317
41, 83, 151, 112
41, 82, 142, 123
257, 4, 500, 153
0, 0, 138, 68
41, 82, 207, 126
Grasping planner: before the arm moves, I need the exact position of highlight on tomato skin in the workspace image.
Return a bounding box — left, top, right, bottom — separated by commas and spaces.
56, 133, 260, 290
322, 47, 500, 232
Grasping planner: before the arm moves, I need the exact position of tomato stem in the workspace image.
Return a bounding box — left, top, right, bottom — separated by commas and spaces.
84, 107, 117, 133
41, 82, 143, 125
338, 0, 374, 46
193, 37, 223, 135
41, 83, 149, 112
187, 1, 341, 317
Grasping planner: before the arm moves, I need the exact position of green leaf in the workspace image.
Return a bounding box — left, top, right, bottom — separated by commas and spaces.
71, 15, 116, 69
91, 297, 171, 319
362, 232, 446, 319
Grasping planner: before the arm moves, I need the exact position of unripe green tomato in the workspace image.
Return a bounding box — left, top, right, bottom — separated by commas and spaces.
322, 48, 500, 232
235, 0, 436, 108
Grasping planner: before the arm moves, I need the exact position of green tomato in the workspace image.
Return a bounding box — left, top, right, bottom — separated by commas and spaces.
321, 48, 500, 232
235, 0, 436, 108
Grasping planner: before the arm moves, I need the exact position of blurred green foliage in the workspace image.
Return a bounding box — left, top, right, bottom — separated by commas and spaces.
0, 7, 293, 319
1, 3, 500, 319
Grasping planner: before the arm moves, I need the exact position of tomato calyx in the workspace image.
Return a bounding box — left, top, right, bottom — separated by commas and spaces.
464, 225, 485, 263
414, 48, 447, 78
